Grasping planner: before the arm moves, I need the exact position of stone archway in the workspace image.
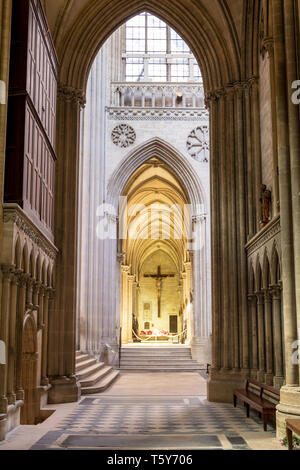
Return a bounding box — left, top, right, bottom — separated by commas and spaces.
20, 314, 38, 425
108, 139, 211, 363
48, 0, 263, 404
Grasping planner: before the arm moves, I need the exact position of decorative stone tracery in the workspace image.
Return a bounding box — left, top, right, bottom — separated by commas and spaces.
187, 126, 209, 162
112, 124, 136, 148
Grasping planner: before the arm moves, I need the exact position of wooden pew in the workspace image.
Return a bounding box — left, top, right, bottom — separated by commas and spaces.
286, 419, 300, 450
233, 378, 280, 431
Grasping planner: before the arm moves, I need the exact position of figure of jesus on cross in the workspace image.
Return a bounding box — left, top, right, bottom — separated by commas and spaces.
144, 266, 175, 318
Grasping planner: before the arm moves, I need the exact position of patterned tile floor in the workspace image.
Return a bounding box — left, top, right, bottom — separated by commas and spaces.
0, 372, 282, 451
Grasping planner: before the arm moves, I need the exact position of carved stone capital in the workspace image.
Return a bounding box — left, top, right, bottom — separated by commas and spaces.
57, 84, 86, 108
1, 264, 15, 282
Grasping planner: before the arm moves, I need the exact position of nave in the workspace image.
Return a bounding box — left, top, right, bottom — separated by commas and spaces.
0, 372, 282, 451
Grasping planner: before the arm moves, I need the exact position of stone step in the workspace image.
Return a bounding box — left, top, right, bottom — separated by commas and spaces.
121, 350, 191, 357
76, 362, 106, 380
81, 370, 120, 394
76, 353, 90, 364
120, 362, 202, 367
120, 359, 198, 365
121, 346, 191, 353
79, 365, 114, 387
76, 358, 97, 372
121, 353, 192, 358
120, 361, 200, 367
120, 366, 202, 371
120, 355, 193, 360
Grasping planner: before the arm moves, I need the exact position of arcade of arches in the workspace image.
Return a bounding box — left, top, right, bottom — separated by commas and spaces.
0, 0, 299, 445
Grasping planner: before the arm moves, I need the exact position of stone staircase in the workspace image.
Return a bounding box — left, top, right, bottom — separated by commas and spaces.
120, 346, 203, 372
76, 352, 120, 394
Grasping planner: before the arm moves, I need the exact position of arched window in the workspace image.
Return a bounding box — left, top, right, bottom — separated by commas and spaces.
124, 13, 201, 82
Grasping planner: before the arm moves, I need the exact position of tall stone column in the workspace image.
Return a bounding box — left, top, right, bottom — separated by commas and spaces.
234, 83, 249, 373
0, 0, 12, 252
121, 265, 130, 344
7, 271, 19, 405
41, 288, 52, 386
0, 265, 12, 413
283, 0, 300, 382
264, 289, 274, 385
48, 86, 84, 404
207, 84, 250, 403
207, 94, 220, 372
256, 292, 266, 382
191, 216, 211, 365
248, 294, 258, 378
272, 0, 300, 436
127, 275, 135, 342
271, 285, 284, 389
15, 274, 27, 401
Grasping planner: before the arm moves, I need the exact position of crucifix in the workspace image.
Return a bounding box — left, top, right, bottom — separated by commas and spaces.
144, 266, 175, 318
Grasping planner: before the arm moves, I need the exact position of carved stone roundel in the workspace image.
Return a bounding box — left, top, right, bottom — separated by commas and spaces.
112, 124, 136, 148
187, 126, 209, 162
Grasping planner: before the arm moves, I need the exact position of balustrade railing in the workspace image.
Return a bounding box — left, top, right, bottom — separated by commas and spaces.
111, 82, 205, 109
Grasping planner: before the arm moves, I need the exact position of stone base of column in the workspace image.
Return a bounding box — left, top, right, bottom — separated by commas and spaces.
274, 376, 285, 390
257, 370, 266, 382
276, 386, 300, 438
48, 376, 81, 404
250, 369, 258, 379
191, 337, 211, 366
207, 368, 246, 403
264, 373, 274, 386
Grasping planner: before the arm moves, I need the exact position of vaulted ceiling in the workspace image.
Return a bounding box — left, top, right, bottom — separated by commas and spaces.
42, 0, 259, 93
121, 159, 190, 277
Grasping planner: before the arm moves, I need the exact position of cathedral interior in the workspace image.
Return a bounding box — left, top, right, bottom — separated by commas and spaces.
0, 0, 299, 452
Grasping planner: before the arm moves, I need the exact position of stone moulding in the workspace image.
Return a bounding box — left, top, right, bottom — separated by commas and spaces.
246, 215, 281, 258
3, 204, 59, 261
57, 83, 86, 108
106, 106, 209, 121
205, 76, 259, 106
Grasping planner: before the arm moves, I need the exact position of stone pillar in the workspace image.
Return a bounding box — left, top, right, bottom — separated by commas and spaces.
208, 94, 220, 372
121, 265, 130, 344
248, 294, 258, 378
256, 292, 266, 382
235, 83, 249, 374
272, 0, 300, 436
244, 83, 255, 238
41, 288, 52, 386
272, 0, 298, 387
0, 0, 12, 262
0, 265, 13, 413
15, 274, 27, 401
127, 275, 135, 342
283, 0, 300, 383
47, 85, 84, 404
7, 271, 19, 405
264, 289, 274, 385
271, 285, 284, 389
191, 216, 211, 365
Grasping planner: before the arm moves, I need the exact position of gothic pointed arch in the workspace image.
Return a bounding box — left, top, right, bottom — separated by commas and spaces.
107, 137, 206, 214
54, 0, 241, 94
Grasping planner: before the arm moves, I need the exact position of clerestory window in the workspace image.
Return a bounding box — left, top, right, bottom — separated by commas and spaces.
124, 13, 201, 82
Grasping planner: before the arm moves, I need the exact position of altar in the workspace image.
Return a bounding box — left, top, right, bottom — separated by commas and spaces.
139, 329, 180, 343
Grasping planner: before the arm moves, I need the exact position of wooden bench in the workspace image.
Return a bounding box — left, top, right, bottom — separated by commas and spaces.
286, 419, 300, 450
233, 379, 280, 431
